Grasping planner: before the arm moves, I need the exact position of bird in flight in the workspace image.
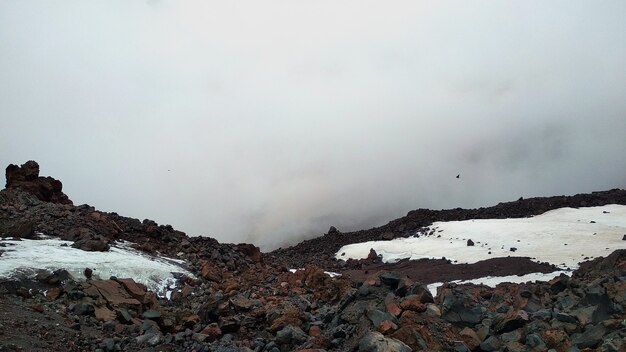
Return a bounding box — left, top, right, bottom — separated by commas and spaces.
456, 174, 460, 179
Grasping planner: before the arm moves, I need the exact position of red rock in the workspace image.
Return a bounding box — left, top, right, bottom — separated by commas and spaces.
201, 261, 222, 282
31, 304, 44, 313
543, 329, 568, 348
83, 268, 93, 279
5, 161, 72, 204
181, 285, 193, 298
459, 327, 481, 350
200, 323, 222, 341
269, 307, 305, 332
309, 325, 322, 337
385, 301, 402, 317
95, 306, 116, 321
118, 278, 147, 300
236, 243, 263, 263
114, 324, 126, 334
378, 320, 398, 334
46, 287, 63, 301
400, 295, 427, 312
184, 314, 201, 327
89, 280, 141, 308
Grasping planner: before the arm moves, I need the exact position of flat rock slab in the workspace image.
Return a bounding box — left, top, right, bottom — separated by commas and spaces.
89, 280, 141, 307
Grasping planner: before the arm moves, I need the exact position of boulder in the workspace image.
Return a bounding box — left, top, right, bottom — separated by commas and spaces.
358, 331, 412, 352
440, 286, 485, 326
275, 325, 308, 346
5, 161, 72, 204
571, 323, 606, 349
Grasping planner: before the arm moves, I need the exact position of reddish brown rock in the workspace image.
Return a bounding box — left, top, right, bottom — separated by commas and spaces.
118, 278, 147, 301
378, 320, 398, 334
5, 161, 72, 204
200, 261, 222, 282
459, 327, 481, 350
236, 243, 263, 263
269, 307, 305, 332
200, 323, 222, 341
46, 287, 63, 301
308, 325, 322, 337
184, 314, 201, 328
94, 306, 116, 321
89, 280, 142, 309
400, 295, 427, 312
543, 329, 568, 348
385, 301, 402, 317
181, 285, 193, 299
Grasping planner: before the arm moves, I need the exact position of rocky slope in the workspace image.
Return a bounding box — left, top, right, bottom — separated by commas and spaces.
0, 161, 625, 352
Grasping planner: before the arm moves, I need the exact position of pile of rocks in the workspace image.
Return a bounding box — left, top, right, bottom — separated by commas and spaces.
2, 247, 624, 351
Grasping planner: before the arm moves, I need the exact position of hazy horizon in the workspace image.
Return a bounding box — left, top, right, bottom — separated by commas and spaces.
2, 1, 625, 250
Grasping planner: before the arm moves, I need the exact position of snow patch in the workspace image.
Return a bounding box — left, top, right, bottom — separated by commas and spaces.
288, 268, 342, 278
426, 270, 571, 296
0, 237, 194, 297
336, 204, 626, 270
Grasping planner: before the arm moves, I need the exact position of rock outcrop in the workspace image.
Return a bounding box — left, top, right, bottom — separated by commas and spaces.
5, 160, 72, 204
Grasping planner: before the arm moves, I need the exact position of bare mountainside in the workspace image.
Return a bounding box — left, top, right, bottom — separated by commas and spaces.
1, 161, 625, 352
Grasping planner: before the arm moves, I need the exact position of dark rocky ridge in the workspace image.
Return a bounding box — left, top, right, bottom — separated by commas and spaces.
270, 189, 626, 270
5, 160, 72, 205
0, 161, 625, 351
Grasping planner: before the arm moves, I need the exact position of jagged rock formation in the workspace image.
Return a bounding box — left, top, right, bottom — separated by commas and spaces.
5, 160, 72, 205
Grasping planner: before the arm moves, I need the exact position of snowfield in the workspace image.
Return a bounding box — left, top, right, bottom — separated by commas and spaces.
0, 236, 193, 297
337, 204, 626, 289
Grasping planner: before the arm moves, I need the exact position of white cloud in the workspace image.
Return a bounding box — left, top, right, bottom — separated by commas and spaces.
1, 1, 625, 249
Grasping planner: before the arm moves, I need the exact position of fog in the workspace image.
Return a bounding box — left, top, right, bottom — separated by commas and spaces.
1, 1, 625, 250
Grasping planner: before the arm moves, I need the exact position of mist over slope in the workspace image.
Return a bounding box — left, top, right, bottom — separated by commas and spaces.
1, 1, 625, 249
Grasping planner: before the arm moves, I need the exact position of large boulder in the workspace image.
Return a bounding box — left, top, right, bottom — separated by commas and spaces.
440, 286, 485, 326
358, 331, 412, 352
5, 161, 72, 204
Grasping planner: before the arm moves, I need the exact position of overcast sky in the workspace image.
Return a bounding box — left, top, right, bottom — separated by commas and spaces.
1, 1, 625, 250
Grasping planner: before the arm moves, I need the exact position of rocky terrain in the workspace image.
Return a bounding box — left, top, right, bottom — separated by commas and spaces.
1, 161, 625, 352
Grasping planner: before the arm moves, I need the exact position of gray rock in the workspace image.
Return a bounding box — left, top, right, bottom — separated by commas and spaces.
572, 323, 606, 349
358, 331, 412, 352
136, 332, 162, 346
480, 336, 500, 352
500, 329, 522, 343
407, 283, 434, 304
571, 306, 596, 326
142, 309, 162, 321
71, 302, 95, 316
275, 325, 307, 346
525, 333, 546, 349
116, 309, 133, 324
366, 309, 397, 327
103, 337, 116, 352
555, 312, 578, 324
380, 272, 402, 289
441, 287, 485, 326
425, 303, 441, 317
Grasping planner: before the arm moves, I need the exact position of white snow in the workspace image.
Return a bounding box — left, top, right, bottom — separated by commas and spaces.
0, 237, 194, 297
426, 270, 570, 296
337, 204, 626, 289
288, 268, 342, 278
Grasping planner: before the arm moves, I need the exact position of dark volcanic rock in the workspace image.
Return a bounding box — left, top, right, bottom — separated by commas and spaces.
358, 331, 411, 352
440, 286, 485, 327
1, 161, 626, 352
5, 161, 72, 204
